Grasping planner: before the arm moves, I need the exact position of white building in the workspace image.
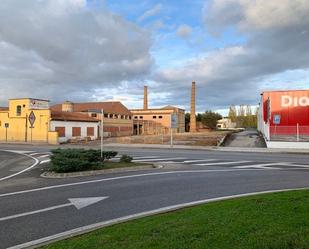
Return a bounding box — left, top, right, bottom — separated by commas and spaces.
50, 111, 99, 143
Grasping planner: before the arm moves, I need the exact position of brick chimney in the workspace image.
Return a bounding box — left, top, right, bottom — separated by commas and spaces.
190, 82, 197, 132
144, 85, 148, 110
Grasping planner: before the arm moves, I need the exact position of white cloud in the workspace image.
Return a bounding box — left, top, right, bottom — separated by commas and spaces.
0, 0, 153, 104
176, 24, 192, 38
138, 4, 162, 22
153, 0, 309, 109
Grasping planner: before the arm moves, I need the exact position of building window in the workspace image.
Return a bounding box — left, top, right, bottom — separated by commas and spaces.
104, 114, 108, 118
153, 116, 157, 119
87, 127, 94, 136
55, 127, 65, 137
129, 116, 132, 120
91, 113, 97, 118
139, 116, 143, 119
109, 114, 113, 118
72, 127, 81, 137
134, 116, 138, 119
159, 116, 163, 119
16, 105, 22, 116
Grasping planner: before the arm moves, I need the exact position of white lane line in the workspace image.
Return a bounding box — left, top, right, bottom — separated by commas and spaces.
0, 152, 39, 182
29, 153, 44, 156
0, 197, 108, 222
195, 160, 252, 166
133, 157, 186, 162
3, 150, 35, 154
0, 168, 271, 198
7, 187, 309, 249
38, 155, 50, 158
183, 159, 217, 164
234, 163, 281, 169
281, 163, 309, 168
40, 159, 51, 164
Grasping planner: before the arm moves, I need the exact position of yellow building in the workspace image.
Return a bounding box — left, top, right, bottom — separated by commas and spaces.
0, 98, 58, 144
130, 86, 185, 135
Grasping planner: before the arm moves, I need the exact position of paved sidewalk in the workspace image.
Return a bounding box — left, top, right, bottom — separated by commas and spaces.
104, 143, 309, 154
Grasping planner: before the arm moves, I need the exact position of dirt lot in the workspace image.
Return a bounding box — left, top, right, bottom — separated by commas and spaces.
104, 131, 230, 146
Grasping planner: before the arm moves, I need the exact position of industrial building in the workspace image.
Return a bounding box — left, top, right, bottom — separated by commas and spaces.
257, 90, 309, 148
51, 101, 133, 137
130, 86, 185, 135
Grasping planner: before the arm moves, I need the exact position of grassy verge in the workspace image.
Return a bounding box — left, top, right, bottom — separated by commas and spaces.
42, 190, 309, 249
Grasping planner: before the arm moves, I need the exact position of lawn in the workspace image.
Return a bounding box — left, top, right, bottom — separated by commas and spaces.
42, 190, 309, 249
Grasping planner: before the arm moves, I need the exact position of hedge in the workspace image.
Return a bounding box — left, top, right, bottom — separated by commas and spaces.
50, 149, 118, 173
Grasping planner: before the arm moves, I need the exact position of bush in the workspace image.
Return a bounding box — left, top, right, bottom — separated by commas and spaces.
50, 149, 118, 173
120, 155, 133, 163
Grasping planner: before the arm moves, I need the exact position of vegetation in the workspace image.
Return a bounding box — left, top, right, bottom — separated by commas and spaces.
120, 155, 133, 163
228, 105, 257, 128
185, 111, 222, 131
50, 149, 118, 173
42, 190, 309, 249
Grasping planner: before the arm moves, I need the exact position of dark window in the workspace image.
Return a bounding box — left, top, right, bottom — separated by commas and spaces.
104, 114, 108, 118
153, 116, 157, 119
129, 116, 132, 120
159, 116, 163, 119
72, 127, 81, 137
55, 127, 65, 137
87, 127, 94, 136
91, 113, 97, 118
139, 116, 143, 119
16, 105, 22, 116
134, 116, 138, 119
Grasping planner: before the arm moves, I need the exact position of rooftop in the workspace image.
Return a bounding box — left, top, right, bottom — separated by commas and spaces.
51, 111, 98, 122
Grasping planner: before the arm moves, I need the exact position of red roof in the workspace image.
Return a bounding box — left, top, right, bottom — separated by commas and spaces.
51, 111, 98, 122
51, 101, 131, 115
0, 107, 8, 111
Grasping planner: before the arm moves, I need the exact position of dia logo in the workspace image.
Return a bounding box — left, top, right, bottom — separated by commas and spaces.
281, 95, 309, 107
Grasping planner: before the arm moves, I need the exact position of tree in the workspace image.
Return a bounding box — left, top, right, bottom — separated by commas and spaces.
200, 110, 222, 129
228, 105, 237, 122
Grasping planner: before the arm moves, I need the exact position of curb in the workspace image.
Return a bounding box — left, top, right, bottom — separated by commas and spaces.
40, 164, 162, 178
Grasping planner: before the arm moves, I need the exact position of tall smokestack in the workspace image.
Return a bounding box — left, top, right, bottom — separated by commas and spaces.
144, 85, 148, 110
190, 82, 197, 132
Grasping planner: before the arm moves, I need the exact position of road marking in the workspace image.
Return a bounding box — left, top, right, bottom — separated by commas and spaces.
133, 157, 186, 162
3, 150, 35, 154
29, 152, 43, 156
234, 163, 281, 169
281, 163, 309, 168
0, 168, 275, 198
40, 159, 51, 164
0, 151, 39, 182
182, 159, 217, 163
0, 197, 108, 222
38, 154, 50, 158
195, 160, 252, 166
7, 187, 309, 249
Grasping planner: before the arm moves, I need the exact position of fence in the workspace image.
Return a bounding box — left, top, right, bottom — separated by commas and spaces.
270, 125, 309, 142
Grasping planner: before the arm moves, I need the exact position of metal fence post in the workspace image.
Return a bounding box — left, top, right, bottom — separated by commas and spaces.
297, 123, 299, 142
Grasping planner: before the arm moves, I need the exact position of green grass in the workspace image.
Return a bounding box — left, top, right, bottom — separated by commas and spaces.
42, 190, 309, 249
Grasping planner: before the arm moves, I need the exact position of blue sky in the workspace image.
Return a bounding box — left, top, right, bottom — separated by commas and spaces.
1, 0, 309, 115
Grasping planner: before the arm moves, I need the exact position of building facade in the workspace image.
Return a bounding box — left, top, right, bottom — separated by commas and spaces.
258, 90, 309, 142
51, 101, 133, 137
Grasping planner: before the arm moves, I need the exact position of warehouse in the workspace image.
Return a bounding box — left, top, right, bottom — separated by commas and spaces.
257, 90, 309, 148
50, 101, 133, 137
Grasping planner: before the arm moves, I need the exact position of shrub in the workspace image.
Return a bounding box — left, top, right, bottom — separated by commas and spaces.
120, 155, 133, 163
50, 149, 118, 173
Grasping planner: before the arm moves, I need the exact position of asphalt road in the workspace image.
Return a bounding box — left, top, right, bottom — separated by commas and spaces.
1, 144, 309, 248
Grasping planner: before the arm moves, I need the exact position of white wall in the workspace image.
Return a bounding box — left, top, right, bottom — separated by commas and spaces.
50, 120, 99, 143
267, 141, 309, 149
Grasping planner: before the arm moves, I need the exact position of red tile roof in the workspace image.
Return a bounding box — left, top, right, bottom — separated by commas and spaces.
51, 111, 98, 122
0, 107, 8, 111
51, 101, 131, 115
